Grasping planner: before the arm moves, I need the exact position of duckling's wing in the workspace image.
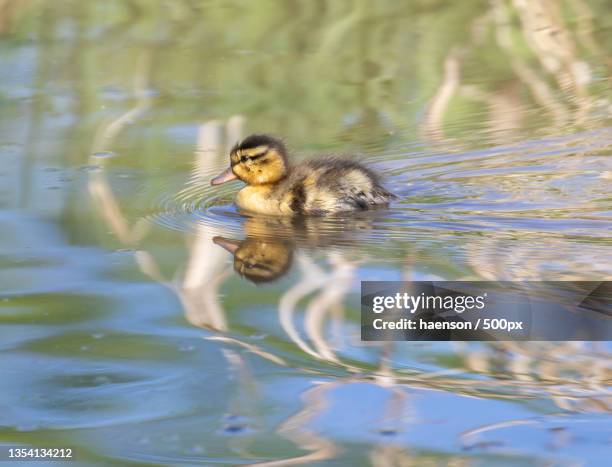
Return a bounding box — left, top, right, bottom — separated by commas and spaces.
344, 183, 395, 210
310, 158, 395, 211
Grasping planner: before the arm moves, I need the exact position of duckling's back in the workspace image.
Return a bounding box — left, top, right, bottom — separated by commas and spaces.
276, 158, 395, 215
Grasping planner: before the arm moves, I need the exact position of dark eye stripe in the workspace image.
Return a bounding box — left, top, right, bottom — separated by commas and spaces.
248, 152, 267, 160
238, 151, 267, 163
247, 263, 275, 272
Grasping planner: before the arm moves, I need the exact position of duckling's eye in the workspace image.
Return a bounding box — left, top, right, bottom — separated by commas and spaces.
240, 156, 248, 162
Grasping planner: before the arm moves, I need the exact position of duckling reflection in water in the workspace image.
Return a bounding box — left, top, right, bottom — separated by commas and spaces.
213, 236, 293, 283
211, 134, 395, 215
212, 214, 381, 283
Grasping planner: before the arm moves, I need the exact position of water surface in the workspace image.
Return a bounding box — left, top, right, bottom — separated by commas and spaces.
1, 1, 611, 465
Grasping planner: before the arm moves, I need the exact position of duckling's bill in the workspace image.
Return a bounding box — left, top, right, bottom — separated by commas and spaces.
213, 236, 241, 253
211, 167, 237, 185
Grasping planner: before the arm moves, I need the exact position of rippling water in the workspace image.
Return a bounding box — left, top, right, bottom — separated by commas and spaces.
150, 127, 612, 279
1, 1, 612, 465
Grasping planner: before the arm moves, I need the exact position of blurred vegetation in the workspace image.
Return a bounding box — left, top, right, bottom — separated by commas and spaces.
1, 0, 610, 158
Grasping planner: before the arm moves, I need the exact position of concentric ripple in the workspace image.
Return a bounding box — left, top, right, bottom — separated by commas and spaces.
148, 164, 246, 238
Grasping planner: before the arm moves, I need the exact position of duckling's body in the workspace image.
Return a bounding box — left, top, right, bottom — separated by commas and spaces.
211, 134, 395, 216
235, 158, 393, 215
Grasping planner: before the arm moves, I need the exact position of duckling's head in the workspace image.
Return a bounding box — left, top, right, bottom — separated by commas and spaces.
211, 134, 288, 186
213, 235, 293, 283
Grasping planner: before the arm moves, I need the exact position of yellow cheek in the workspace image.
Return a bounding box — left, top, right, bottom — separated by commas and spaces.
233, 165, 249, 181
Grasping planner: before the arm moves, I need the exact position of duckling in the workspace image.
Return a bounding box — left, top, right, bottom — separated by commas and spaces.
210, 134, 395, 216
213, 236, 292, 283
